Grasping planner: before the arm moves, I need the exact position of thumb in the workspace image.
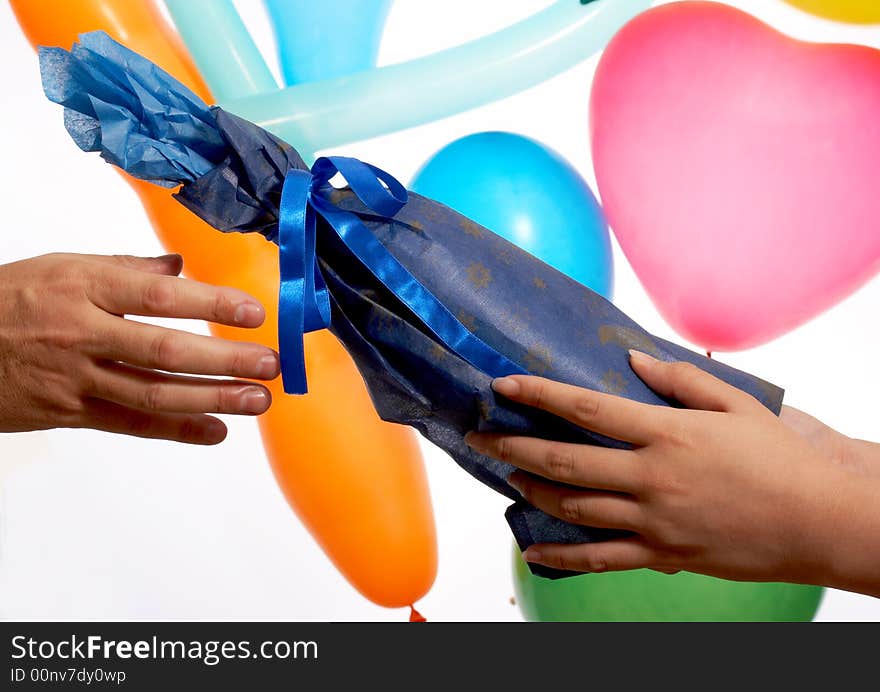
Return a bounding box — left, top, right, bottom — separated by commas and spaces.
86, 253, 184, 276
628, 350, 749, 412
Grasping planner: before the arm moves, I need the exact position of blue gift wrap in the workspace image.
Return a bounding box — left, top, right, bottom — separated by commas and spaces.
40, 32, 784, 579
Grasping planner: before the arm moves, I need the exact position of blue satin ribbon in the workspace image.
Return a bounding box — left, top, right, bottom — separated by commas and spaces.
278, 155, 525, 394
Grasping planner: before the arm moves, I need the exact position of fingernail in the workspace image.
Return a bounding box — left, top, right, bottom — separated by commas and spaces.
628, 349, 657, 366
522, 549, 543, 564
507, 473, 525, 496
492, 377, 520, 397
234, 302, 263, 325
241, 387, 270, 414
258, 353, 280, 379
464, 431, 485, 452
204, 418, 227, 444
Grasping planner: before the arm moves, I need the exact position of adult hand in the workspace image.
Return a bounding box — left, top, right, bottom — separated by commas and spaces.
0, 253, 280, 445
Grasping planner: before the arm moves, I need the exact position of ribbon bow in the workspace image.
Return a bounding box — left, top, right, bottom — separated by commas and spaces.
277, 156, 523, 394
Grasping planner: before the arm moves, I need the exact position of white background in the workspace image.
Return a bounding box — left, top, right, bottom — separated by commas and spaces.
1, 0, 879, 621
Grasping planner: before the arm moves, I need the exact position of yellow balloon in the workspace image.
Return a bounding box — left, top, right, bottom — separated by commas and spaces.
785, 0, 880, 23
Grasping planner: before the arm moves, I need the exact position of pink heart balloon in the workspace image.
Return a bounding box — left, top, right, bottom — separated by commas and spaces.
591, 1, 880, 351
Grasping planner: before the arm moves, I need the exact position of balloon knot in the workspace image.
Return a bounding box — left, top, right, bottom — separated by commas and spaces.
409, 605, 426, 622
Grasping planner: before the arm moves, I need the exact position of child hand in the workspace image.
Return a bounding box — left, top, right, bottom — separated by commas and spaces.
781, 405, 880, 480
466, 351, 880, 595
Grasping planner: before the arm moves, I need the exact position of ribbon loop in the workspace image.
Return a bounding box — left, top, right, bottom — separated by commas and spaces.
311, 155, 407, 216
277, 156, 525, 395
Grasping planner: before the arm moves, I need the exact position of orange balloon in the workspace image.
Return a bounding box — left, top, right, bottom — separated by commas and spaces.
12, 0, 437, 608
139, 186, 437, 607
12, 0, 211, 100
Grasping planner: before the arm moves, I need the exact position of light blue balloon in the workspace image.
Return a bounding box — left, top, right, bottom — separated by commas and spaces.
166, 0, 651, 154
264, 0, 392, 86
411, 132, 613, 298
166, 0, 277, 100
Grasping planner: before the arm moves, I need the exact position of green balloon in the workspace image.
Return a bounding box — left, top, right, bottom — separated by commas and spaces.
513, 548, 823, 622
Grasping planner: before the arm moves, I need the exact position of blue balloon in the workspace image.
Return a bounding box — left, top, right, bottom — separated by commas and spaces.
264, 0, 392, 86
410, 132, 613, 298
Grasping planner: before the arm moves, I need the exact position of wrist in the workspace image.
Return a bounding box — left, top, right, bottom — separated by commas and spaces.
841, 437, 880, 477
806, 469, 880, 597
